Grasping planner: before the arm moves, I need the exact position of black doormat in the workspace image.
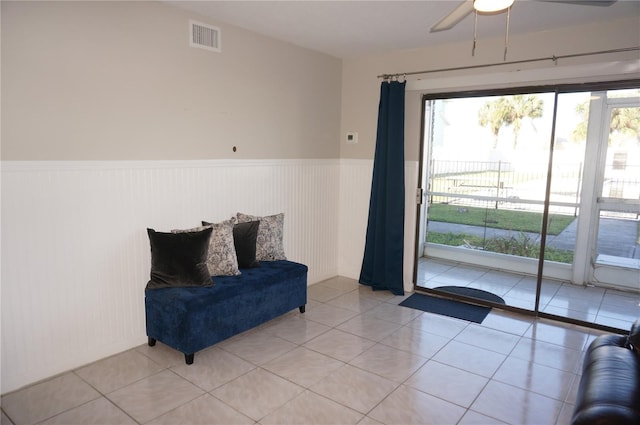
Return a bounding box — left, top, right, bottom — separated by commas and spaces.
435, 286, 506, 305
399, 287, 505, 324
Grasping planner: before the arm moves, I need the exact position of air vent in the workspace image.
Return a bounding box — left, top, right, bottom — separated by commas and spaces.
189, 20, 221, 52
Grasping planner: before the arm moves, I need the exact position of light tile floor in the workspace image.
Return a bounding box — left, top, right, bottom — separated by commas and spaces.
417, 257, 640, 331
1, 271, 623, 425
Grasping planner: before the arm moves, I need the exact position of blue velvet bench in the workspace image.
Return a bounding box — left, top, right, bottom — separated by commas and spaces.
145, 260, 308, 364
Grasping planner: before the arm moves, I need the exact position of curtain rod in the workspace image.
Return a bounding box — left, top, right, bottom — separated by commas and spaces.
377, 46, 640, 80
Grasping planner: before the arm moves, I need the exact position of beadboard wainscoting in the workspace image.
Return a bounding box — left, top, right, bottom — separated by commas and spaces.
1, 158, 419, 393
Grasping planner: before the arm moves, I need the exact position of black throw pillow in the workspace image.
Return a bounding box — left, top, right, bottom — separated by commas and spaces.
233, 221, 261, 269
146, 227, 214, 290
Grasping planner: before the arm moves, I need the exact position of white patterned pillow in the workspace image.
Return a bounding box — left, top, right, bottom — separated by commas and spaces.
236, 212, 286, 261
173, 220, 240, 276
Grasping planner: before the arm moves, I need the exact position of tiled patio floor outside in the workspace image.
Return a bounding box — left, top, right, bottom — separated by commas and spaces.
417, 256, 640, 331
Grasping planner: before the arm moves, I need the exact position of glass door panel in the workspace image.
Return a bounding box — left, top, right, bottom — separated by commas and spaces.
416, 85, 640, 332
590, 98, 640, 328
419, 93, 555, 310
539, 92, 591, 323
540, 91, 640, 328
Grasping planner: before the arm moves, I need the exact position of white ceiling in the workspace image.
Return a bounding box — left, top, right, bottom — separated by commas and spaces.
167, 0, 640, 58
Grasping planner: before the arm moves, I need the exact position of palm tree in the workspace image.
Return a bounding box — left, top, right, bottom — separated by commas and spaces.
478, 95, 544, 149
478, 97, 510, 149
571, 101, 589, 142
573, 101, 640, 144
610, 107, 640, 144
507, 95, 544, 148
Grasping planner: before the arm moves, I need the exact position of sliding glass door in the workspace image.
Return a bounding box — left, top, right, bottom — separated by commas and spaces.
416, 82, 640, 330
589, 92, 640, 290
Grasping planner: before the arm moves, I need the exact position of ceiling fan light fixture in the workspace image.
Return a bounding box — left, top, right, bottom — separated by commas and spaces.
473, 0, 515, 13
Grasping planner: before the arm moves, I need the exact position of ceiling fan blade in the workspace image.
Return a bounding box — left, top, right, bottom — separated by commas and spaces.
536, 0, 617, 6
430, 0, 475, 33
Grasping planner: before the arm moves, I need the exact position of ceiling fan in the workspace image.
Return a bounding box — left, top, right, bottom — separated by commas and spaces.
430, 0, 618, 33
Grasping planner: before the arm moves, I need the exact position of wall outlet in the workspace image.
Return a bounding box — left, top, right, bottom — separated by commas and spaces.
346, 132, 358, 144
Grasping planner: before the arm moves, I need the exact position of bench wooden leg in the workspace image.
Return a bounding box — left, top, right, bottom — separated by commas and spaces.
299, 305, 306, 313
148, 337, 156, 347
185, 353, 194, 365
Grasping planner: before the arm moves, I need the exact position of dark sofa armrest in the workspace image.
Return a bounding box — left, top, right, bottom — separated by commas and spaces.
627, 319, 640, 354
572, 322, 640, 425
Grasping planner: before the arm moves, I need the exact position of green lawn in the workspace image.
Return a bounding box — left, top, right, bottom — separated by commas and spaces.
427, 231, 575, 263
427, 203, 575, 235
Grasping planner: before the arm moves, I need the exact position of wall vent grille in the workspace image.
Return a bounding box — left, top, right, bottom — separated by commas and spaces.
189, 20, 221, 52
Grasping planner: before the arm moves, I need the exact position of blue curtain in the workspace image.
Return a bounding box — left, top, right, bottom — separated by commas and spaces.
359, 80, 406, 295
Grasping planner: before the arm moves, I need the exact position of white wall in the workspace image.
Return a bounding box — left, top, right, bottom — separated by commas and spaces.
0, 154, 419, 394
0, 157, 418, 394
0, 1, 345, 393
340, 16, 640, 162
1, 159, 342, 393
1, 1, 342, 160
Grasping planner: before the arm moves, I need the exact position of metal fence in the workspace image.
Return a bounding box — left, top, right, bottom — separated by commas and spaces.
428, 159, 640, 217
427, 160, 581, 214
